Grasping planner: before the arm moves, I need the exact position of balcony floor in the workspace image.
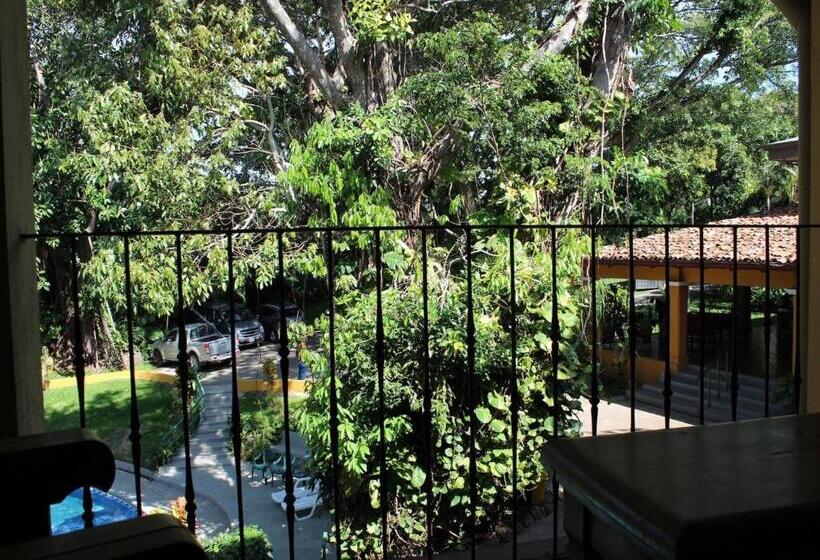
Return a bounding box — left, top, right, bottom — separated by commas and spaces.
579, 396, 692, 436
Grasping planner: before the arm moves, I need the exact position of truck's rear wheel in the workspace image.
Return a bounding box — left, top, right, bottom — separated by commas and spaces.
188, 352, 200, 371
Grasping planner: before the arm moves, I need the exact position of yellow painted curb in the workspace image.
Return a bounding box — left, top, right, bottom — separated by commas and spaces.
46, 370, 177, 390
46, 371, 309, 396
238, 378, 308, 395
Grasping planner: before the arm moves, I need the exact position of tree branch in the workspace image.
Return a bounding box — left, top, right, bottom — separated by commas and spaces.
319, 0, 367, 104
525, 0, 591, 72
410, 131, 459, 200
259, 0, 348, 108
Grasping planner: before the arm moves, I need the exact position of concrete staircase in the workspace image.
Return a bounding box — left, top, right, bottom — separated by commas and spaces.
160, 379, 238, 474
634, 366, 788, 424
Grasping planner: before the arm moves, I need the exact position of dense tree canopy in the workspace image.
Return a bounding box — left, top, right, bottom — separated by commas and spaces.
30, 0, 798, 556
32, 1, 798, 239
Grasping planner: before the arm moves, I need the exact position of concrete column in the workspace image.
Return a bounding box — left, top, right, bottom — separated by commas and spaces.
0, 0, 43, 436
668, 282, 689, 373
803, 2, 820, 413
772, 0, 820, 414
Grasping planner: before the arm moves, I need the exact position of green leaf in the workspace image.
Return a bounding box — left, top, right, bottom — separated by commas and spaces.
487, 391, 507, 411
489, 419, 507, 433
410, 466, 426, 489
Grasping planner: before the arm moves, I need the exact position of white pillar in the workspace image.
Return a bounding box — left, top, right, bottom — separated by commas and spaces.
0, 0, 43, 436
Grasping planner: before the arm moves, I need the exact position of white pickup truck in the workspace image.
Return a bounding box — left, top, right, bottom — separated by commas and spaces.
152, 322, 234, 370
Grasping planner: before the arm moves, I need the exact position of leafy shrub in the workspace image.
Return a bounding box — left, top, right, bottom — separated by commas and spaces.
204, 525, 273, 560
228, 359, 284, 461
601, 283, 628, 344
229, 397, 284, 461
750, 286, 789, 312
295, 229, 587, 557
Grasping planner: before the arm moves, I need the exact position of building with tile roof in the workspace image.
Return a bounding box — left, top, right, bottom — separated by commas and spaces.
594, 207, 798, 384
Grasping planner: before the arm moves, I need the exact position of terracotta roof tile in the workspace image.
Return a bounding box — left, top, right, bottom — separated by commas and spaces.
598, 207, 798, 269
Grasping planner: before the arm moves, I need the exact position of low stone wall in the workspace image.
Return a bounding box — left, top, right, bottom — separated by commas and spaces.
599, 348, 665, 385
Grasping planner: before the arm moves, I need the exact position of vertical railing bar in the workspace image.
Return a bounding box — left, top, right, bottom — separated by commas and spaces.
663, 226, 672, 429
70, 236, 86, 429
465, 226, 477, 560
123, 236, 142, 516
731, 226, 739, 422
175, 233, 197, 532
421, 227, 434, 560
508, 226, 519, 559
550, 226, 560, 559
276, 232, 295, 560
70, 235, 94, 529
590, 225, 599, 437
227, 232, 247, 559
794, 225, 801, 414
375, 229, 389, 558
699, 226, 705, 425
628, 226, 636, 432
324, 230, 343, 560
764, 228, 771, 418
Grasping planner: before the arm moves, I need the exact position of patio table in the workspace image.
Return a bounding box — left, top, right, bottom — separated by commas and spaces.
543, 414, 820, 559
270, 430, 309, 459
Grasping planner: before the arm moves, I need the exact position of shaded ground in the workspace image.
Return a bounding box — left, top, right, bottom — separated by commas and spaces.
578, 395, 691, 436
637, 318, 793, 380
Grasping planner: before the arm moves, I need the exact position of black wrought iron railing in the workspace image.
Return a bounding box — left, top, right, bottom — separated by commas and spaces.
30, 222, 808, 559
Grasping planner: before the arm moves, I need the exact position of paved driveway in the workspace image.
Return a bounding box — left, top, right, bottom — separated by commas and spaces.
156, 341, 301, 380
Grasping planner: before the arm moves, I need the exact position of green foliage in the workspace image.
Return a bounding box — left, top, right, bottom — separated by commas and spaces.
30, 0, 291, 366
629, 0, 798, 222
204, 525, 273, 560
295, 229, 586, 557
350, 0, 414, 44
227, 358, 285, 460
31, 2, 799, 555
229, 391, 285, 462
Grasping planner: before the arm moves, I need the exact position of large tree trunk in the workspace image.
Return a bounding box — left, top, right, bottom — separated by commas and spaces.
592, 1, 633, 98
260, 0, 348, 109
46, 228, 123, 372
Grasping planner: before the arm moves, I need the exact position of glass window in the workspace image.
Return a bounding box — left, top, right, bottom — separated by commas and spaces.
234, 308, 254, 321
164, 329, 177, 343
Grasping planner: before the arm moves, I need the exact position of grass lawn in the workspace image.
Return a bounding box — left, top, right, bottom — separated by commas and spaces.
44, 378, 180, 469
45, 362, 156, 382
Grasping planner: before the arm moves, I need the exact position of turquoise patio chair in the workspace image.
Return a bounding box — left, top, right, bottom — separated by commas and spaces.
270, 452, 311, 480
251, 448, 275, 483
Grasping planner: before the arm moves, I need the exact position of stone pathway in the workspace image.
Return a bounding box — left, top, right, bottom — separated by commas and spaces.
111, 344, 329, 556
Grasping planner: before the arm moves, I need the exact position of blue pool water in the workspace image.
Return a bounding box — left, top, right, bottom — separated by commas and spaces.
51, 488, 137, 535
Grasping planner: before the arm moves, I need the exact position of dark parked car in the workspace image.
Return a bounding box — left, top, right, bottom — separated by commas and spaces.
196, 302, 264, 346
258, 303, 304, 341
